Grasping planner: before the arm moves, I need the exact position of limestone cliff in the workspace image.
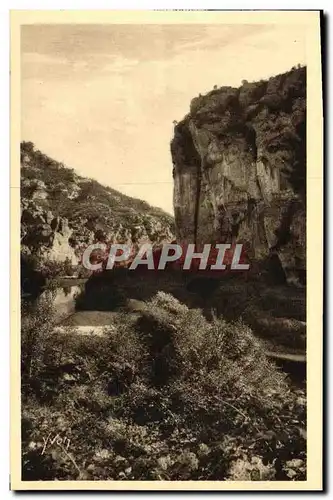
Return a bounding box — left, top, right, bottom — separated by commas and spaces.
171, 67, 306, 285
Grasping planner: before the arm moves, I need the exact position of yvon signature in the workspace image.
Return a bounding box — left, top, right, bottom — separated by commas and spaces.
41, 432, 71, 455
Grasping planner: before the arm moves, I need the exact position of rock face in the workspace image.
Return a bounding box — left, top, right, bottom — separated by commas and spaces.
21, 142, 175, 276
21, 202, 79, 265
171, 67, 306, 285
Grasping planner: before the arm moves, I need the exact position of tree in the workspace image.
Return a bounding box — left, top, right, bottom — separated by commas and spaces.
21, 141, 35, 162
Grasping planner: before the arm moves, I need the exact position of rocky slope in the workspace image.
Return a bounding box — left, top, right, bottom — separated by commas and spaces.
171, 66, 306, 286
21, 142, 174, 279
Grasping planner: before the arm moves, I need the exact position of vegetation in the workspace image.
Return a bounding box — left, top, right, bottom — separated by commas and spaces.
20, 66, 307, 482
21, 141, 175, 239
21, 253, 79, 298
20, 142, 175, 296
21, 291, 306, 481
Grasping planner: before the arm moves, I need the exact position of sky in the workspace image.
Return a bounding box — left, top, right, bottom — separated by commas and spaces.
21, 23, 306, 214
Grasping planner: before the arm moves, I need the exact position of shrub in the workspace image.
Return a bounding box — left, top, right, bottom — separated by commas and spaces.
21, 291, 57, 383
118, 293, 306, 479
136, 292, 296, 417
21, 291, 306, 481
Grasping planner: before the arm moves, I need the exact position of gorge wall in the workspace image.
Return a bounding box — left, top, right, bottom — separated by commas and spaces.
171, 67, 306, 285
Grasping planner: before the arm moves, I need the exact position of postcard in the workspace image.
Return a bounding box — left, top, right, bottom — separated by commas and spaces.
10, 9, 323, 491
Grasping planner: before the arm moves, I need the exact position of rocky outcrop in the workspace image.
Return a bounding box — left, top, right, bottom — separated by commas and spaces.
20, 143, 175, 276
171, 67, 306, 286
21, 201, 79, 265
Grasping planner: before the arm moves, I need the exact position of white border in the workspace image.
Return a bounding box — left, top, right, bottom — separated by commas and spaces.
2, 2, 330, 498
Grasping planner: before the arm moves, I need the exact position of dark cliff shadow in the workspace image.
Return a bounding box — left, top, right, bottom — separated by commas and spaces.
77, 265, 306, 355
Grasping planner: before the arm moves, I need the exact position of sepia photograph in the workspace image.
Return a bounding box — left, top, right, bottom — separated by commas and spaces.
10, 10, 323, 490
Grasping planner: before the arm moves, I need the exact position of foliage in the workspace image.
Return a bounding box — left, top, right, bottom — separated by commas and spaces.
21, 292, 306, 481
21, 292, 57, 383
21, 253, 75, 297
20, 142, 175, 236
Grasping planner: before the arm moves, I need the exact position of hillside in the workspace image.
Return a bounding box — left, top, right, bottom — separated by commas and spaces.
20, 142, 174, 281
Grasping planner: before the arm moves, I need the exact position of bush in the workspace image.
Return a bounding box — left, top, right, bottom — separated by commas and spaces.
21, 291, 57, 384
21, 291, 306, 481
116, 292, 306, 479
135, 292, 300, 419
